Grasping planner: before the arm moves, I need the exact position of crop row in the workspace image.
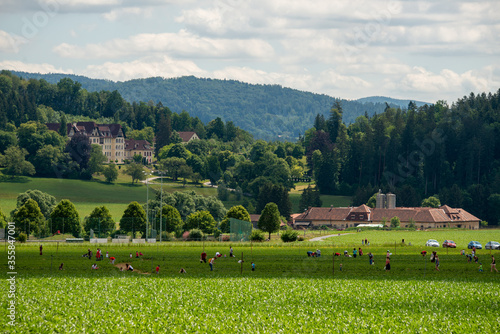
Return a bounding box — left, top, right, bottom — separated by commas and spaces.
1, 277, 499, 333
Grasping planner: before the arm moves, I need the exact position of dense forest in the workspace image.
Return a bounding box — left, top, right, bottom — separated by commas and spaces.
1, 70, 500, 225
302, 92, 500, 225
10, 71, 428, 140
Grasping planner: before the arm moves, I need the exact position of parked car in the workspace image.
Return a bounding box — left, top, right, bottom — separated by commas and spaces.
485, 241, 500, 250
442, 240, 456, 248
467, 241, 482, 249
426, 239, 440, 247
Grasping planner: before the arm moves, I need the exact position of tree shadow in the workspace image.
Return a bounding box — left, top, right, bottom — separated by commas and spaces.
0, 174, 30, 183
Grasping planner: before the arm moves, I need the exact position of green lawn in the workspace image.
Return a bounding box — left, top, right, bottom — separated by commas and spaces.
1, 232, 499, 333
289, 193, 352, 212
0, 174, 217, 219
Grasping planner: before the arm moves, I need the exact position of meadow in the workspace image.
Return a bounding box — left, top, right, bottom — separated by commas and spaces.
0, 174, 350, 219
1, 229, 499, 333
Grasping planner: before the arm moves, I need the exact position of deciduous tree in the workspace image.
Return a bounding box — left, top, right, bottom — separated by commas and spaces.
220, 205, 250, 233
185, 211, 217, 234
120, 201, 147, 234
84, 206, 115, 236
258, 202, 281, 239
51, 199, 81, 237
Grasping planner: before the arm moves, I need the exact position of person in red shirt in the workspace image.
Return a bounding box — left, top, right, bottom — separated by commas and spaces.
155, 265, 160, 274
201, 251, 207, 263
136, 251, 139, 258
110, 257, 116, 265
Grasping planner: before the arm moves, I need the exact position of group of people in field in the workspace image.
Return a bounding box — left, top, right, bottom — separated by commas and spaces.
201, 247, 255, 272
460, 247, 498, 273
48, 241, 497, 275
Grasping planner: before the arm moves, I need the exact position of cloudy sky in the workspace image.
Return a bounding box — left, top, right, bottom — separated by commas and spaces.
0, 0, 498, 103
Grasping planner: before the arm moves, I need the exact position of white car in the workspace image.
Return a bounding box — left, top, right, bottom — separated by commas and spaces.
485, 241, 500, 250
425, 239, 440, 247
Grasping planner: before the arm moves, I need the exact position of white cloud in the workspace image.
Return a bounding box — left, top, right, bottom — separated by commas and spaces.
382, 66, 500, 102
0, 60, 73, 74
211, 66, 370, 98
103, 7, 153, 21
53, 30, 274, 60
0, 30, 28, 53
82, 56, 206, 81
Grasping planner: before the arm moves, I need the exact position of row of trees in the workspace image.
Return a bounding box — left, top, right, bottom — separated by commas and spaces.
5, 189, 284, 239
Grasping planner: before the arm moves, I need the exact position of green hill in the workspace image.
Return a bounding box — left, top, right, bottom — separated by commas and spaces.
356, 96, 429, 108
10, 71, 422, 141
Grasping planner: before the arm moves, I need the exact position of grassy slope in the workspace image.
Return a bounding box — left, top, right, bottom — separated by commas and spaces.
0, 174, 351, 218
0, 174, 217, 219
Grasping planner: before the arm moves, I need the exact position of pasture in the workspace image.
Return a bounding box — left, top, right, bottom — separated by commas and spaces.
0, 174, 351, 219
1, 229, 499, 333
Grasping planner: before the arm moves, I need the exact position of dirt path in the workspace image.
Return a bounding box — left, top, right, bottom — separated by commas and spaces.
114, 263, 150, 274
309, 233, 355, 242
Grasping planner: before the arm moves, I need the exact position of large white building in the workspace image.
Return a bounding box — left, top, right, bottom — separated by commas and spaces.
47, 122, 126, 163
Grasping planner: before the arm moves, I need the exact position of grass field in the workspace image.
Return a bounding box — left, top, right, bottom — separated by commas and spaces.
1, 230, 499, 332
0, 174, 351, 220
0, 174, 219, 218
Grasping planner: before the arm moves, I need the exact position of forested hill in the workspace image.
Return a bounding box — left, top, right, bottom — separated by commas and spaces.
10, 71, 425, 140
356, 96, 429, 108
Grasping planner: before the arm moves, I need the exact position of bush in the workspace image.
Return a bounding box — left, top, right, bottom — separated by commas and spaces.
17, 232, 27, 243
297, 236, 305, 241
250, 230, 265, 242
182, 231, 190, 240
159, 231, 173, 241
222, 235, 230, 242
188, 229, 203, 241
213, 228, 222, 238
280, 229, 299, 243
174, 228, 184, 239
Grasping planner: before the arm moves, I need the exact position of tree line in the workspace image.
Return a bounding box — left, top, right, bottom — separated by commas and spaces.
302, 91, 500, 225
1, 189, 283, 240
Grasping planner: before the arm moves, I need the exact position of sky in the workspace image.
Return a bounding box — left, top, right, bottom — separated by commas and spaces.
0, 0, 499, 103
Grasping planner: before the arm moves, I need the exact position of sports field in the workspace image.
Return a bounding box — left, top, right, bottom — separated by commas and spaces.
1, 230, 499, 333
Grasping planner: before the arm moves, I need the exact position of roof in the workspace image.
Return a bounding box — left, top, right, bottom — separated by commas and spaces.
352, 204, 371, 213
294, 205, 480, 224
440, 205, 459, 215
125, 139, 152, 151
45, 122, 123, 138
295, 207, 352, 221
46, 123, 60, 132
250, 214, 261, 222
178, 131, 198, 142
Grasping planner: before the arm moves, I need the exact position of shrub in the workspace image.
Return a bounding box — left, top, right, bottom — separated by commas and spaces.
17, 232, 27, 243
159, 231, 173, 241
280, 229, 298, 243
297, 236, 305, 241
174, 228, 184, 239
182, 231, 190, 240
213, 228, 222, 238
250, 230, 265, 242
222, 235, 231, 242
188, 229, 203, 241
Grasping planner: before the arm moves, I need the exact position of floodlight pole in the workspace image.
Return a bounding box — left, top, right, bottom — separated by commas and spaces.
145, 172, 149, 239
160, 170, 163, 243
333, 252, 335, 276
241, 252, 244, 274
